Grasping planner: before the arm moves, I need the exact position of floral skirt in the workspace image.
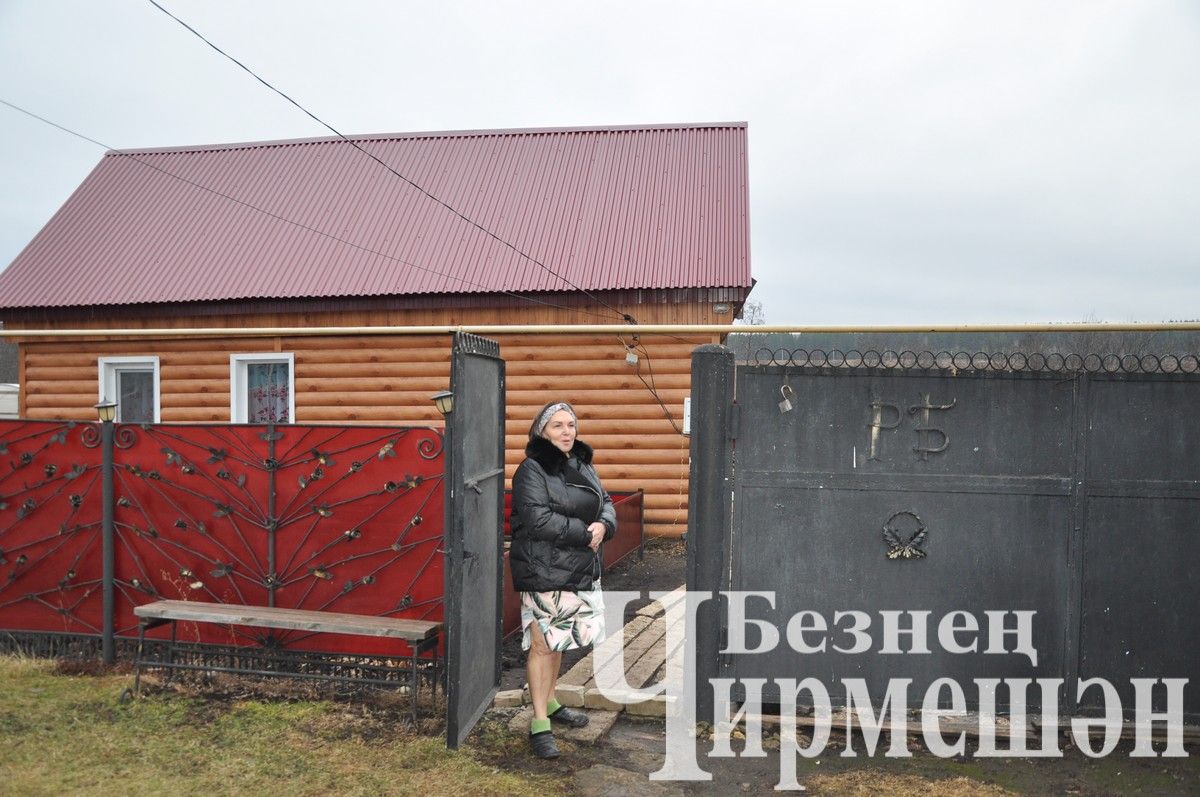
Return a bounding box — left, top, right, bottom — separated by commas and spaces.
520, 581, 606, 652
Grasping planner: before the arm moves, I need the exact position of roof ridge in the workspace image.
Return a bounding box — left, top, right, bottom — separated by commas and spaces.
3, 123, 751, 308
107, 121, 749, 157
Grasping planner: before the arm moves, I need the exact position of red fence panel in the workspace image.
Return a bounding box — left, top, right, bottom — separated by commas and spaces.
0, 421, 445, 657
2, 419, 643, 652
0, 420, 103, 636
606, 490, 646, 571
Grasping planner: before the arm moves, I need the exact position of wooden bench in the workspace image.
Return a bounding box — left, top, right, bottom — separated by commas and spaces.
132, 600, 442, 722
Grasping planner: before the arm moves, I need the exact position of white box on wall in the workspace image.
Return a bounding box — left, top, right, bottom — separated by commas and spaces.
0, 384, 18, 419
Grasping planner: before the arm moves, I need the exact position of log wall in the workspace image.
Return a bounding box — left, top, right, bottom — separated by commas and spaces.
13, 303, 720, 538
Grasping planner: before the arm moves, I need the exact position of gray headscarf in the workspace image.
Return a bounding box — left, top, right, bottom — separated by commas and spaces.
534, 402, 577, 437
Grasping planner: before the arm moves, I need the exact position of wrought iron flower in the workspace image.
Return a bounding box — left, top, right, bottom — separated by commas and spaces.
16, 499, 36, 520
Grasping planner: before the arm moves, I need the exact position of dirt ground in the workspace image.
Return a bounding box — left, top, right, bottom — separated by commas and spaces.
487, 537, 1200, 796
77, 538, 1194, 795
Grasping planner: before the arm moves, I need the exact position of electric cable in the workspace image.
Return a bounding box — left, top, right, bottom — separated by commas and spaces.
3, 97, 690, 442
619, 332, 691, 536
619, 334, 685, 436
145, 0, 635, 324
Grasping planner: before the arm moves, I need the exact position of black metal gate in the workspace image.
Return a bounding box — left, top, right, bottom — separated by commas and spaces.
443, 333, 506, 748
688, 345, 1200, 720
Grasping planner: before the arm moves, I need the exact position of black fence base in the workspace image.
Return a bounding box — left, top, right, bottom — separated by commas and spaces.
0, 629, 439, 693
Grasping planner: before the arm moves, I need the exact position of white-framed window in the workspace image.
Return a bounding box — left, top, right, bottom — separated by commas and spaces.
230, 353, 295, 424
98, 356, 160, 423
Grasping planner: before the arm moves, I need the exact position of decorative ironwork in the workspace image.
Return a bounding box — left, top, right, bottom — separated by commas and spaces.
750, 348, 1200, 374
882, 510, 928, 560
114, 426, 138, 450
867, 399, 902, 462
131, 639, 439, 693
417, 435, 444, 460
908, 394, 955, 462
81, 424, 101, 449
0, 420, 448, 660
0, 421, 103, 640
453, 332, 500, 358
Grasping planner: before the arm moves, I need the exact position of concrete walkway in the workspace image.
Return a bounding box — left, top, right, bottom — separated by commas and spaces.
500, 585, 684, 742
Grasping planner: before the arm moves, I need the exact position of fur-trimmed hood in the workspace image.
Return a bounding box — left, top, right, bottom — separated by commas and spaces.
510, 435, 616, 593
524, 436, 595, 475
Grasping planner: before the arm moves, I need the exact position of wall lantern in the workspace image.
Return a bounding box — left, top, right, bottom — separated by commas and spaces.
95, 398, 117, 423
430, 390, 454, 417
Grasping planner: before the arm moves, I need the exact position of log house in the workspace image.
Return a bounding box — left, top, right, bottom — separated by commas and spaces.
0, 123, 753, 537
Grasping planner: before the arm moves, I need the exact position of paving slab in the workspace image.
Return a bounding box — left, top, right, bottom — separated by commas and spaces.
493, 689, 525, 708
556, 683, 587, 707
494, 583, 687, 724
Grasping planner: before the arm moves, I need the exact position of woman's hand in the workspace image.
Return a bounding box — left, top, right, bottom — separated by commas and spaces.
587, 522, 606, 552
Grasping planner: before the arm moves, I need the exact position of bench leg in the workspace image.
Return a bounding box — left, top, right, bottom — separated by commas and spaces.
133, 617, 172, 697
133, 621, 148, 697
417, 636, 443, 720
410, 643, 419, 725
436, 643, 446, 705
407, 636, 441, 725
163, 620, 178, 686
431, 654, 438, 703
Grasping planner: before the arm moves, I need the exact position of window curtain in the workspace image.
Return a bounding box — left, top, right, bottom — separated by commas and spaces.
247, 362, 289, 423
117, 370, 154, 423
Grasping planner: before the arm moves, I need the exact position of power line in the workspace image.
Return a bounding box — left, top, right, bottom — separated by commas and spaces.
0, 99, 110, 149
145, 0, 636, 325
5, 97, 699, 440
620, 334, 686, 436
0, 97, 617, 321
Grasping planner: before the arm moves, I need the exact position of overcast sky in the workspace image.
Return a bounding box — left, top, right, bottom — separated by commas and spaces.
1, 1, 1197, 325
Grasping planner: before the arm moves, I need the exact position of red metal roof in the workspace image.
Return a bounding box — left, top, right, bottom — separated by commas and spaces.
0, 122, 751, 310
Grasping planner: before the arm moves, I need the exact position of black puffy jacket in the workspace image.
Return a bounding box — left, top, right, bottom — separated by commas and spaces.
509, 436, 617, 592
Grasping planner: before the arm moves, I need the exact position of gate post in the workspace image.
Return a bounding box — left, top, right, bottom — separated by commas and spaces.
100, 419, 115, 665
687, 344, 734, 723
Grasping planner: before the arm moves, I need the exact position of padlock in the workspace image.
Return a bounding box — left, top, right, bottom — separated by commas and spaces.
778, 385, 795, 413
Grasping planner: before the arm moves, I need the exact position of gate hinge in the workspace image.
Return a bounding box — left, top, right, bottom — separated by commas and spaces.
728, 402, 740, 441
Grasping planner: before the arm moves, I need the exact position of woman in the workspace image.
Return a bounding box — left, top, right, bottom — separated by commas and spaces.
509, 401, 617, 759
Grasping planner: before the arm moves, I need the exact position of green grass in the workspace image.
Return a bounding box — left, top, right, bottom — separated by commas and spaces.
0, 656, 564, 797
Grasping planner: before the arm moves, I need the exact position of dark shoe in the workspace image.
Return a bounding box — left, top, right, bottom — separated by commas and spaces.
549, 705, 590, 728
529, 730, 560, 759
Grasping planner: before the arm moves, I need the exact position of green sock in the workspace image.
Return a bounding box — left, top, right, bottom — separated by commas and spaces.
530, 717, 551, 734
547, 698, 563, 715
